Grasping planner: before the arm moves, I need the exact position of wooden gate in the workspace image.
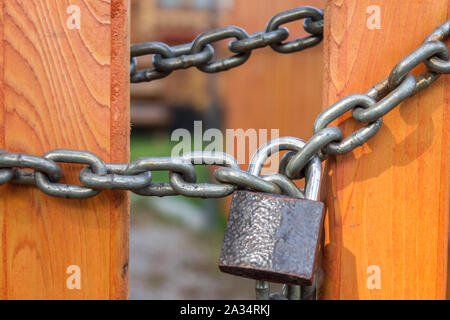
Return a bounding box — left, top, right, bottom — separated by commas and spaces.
0, 0, 448, 300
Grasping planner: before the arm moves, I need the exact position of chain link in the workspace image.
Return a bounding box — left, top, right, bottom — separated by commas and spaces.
34, 150, 107, 199
0, 6, 445, 303
169, 151, 240, 198
285, 19, 450, 176
0, 14, 447, 200
0, 148, 297, 199
265, 6, 323, 54
130, 6, 324, 82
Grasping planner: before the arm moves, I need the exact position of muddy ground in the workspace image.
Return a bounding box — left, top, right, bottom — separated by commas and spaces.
129, 208, 256, 300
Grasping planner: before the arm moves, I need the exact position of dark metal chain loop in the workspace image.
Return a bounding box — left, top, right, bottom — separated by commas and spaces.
130, 42, 175, 82
283, 19, 450, 176
127, 156, 197, 197
34, 150, 107, 199
303, 16, 324, 35
0, 148, 295, 200
388, 41, 448, 90
424, 20, 450, 74
190, 26, 251, 73
169, 151, 240, 198
352, 74, 417, 124
0, 13, 448, 200
0, 150, 62, 182
266, 6, 323, 54
130, 6, 324, 82
313, 94, 383, 156
153, 43, 215, 72
79, 164, 152, 190
228, 28, 289, 53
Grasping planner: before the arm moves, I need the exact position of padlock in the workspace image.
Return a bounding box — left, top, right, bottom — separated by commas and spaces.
219, 137, 324, 286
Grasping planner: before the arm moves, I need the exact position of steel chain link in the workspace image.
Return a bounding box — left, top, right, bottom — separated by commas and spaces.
0, 9, 448, 302
285, 19, 450, 178
130, 6, 324, 82
0, 9, 447, 203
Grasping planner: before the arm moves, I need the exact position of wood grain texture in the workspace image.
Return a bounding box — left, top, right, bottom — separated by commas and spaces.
319, 0, 449, 300
0, 0, 129, 299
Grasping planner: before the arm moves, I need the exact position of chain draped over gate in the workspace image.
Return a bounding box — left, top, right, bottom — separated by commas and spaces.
0, 7, 447, 202
130, 7, 324, 82
0, 5, 449, 301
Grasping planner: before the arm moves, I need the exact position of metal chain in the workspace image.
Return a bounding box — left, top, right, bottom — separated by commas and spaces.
284, 19, 450, 178
130, 6, 324, 83
0, 148, 308, 199
0, 8, 447, 302
0, 13, 447, 203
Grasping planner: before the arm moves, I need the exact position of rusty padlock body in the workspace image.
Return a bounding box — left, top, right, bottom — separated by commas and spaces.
219, 191, 324, 285
219, 137, 324, 286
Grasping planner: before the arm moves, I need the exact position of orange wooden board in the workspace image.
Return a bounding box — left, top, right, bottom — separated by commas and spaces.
319, 0, 449, 299
0, 0, 129, 299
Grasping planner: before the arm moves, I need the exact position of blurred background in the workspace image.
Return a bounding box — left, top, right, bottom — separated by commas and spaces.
129, 0, 324, 299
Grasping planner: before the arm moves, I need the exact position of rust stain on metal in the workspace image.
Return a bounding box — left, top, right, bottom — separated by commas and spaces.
219, 191, 325, 286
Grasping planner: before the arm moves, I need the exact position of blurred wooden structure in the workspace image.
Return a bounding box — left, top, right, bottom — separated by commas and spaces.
0, 0, 447, 301
0, 0, 129, 299
130, 0, 224, 111
320, 0, 449, 299
219, 0, 325, 172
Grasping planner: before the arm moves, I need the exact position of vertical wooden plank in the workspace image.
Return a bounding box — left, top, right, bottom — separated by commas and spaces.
0, 0, 5, 300
110, 0, 130, 300
447, 74, 450, 299
320, 0, 449, 299
0, 0, 129, 299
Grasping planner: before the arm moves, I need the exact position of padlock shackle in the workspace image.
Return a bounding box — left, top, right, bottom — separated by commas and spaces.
304, 159, 321, 201
248, 137, 321, 200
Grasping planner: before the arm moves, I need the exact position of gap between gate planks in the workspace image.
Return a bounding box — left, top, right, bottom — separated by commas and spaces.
320, 0, 449, 299
0, 0, 129, 299
219, 0, 325, 193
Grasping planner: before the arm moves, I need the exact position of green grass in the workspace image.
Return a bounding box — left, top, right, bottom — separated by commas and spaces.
130, 133, 213, 207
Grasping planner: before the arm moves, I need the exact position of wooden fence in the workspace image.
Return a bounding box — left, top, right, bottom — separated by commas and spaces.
0, 0, 448, 299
